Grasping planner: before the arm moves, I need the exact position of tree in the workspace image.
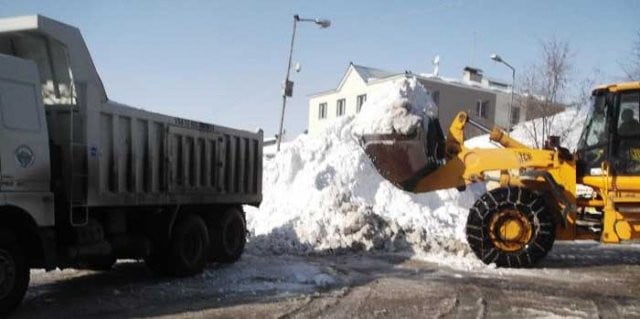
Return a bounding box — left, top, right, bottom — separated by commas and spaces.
517, 39, 574, 148
621, 31, 640, 81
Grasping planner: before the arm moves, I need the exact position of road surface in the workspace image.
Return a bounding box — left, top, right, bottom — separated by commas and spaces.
12, 242, 640, 318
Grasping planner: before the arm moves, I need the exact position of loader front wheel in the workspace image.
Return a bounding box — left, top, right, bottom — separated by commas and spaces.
466, 187, 555, 268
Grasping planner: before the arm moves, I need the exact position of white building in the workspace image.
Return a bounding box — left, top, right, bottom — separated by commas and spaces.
308, 63, 522, 137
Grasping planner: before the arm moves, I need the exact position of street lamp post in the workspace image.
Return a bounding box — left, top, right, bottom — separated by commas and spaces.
276, 14, 331, 151
490, 54, 516, 131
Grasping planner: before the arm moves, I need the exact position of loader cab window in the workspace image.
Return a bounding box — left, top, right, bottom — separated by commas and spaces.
577, 94, 609, 173
614, 91, 640, 174
0, 33, 76, 105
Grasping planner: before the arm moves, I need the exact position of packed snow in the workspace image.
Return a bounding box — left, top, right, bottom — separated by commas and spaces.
245, 77, 486, 268
510, 107, 588, 151
465, 106, 587, 151
352, 77, 437, 135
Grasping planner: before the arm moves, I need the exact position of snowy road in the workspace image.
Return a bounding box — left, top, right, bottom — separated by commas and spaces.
13, 242, 640, 318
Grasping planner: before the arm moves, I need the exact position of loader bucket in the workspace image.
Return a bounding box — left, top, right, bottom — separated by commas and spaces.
359, 118, 445, 192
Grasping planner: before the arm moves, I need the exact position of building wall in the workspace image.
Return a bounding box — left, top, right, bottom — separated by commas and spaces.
308, 71, 502, 138
493, 91, 526, 129
417, 78, 497, 137
308, 68, 368, 135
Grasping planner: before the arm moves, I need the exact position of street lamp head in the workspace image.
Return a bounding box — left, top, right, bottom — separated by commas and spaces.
314, 18, 331, 28
490, 53, 503, 63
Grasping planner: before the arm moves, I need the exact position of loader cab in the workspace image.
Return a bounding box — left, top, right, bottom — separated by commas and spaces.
577, 83, 640, 177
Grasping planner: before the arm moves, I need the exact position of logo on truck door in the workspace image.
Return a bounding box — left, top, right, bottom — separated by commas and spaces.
15, 145, 34, 168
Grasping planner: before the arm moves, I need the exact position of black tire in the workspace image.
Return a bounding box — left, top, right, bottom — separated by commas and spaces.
166, 214, 210, 277
144, 249, 169, 275
0, 230, 30, 315
81, 255, 117, 271
466, 187, 556, 268
209, 207, 246, 263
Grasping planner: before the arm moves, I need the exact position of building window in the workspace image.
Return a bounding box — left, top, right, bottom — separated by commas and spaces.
510, 106, 520, 124
475, 100, 489, 119
432, 91, 440, 106
318, 102, 327, 119
336, 98, 346, 116
356, 94, 367, 113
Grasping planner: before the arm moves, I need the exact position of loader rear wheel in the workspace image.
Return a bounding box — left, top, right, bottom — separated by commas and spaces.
0, 230, 29, 315
466, 187, 555, 268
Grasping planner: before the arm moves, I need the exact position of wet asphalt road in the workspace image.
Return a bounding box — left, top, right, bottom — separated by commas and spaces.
11, 242, 640, 318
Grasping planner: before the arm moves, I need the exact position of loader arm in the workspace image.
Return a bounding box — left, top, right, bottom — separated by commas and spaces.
413, 112, 562, 192
361, 111, 576, 197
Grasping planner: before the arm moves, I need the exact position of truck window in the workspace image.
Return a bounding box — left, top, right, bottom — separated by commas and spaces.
0, 34, 76, 105
0, 81, 41, 131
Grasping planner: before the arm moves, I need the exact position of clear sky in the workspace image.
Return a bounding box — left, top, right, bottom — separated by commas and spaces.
1, 1, 638, 137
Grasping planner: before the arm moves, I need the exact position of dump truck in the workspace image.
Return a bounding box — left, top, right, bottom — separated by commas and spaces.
0, 15, 262, 313
361, 80, 640, 268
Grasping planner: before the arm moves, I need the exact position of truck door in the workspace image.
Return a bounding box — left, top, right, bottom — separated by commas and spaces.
0, 55, 51, 192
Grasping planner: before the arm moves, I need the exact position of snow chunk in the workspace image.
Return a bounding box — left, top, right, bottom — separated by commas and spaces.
352, 77, 436, 135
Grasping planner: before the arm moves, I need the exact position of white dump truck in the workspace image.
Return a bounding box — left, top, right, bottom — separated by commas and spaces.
0, 15, 263, 313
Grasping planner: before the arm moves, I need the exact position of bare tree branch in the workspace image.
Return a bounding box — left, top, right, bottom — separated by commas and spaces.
517, 38, 573, 148
621, 31, 640, 81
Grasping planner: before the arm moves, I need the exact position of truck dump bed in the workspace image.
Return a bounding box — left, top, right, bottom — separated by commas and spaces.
47, 103, 263, 208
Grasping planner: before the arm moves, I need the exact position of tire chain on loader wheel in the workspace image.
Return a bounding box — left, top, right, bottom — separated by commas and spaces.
146, 214, 210, 277
466, 187, 556, 268
0, 229, 29, 315
210, 207, 246, 263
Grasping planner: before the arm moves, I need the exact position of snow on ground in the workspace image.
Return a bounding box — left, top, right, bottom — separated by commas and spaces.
246, 78, 487, 270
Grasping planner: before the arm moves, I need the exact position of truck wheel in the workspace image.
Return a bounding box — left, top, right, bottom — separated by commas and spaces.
167, 214, 210, 277
0, 232, 29, 315
466, 187, 556, 268
82, 255, 117, 271
144, 250, 169, 275
210, 207, 246, 263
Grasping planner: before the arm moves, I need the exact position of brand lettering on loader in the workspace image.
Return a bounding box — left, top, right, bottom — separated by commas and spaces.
517, 152, 532, 164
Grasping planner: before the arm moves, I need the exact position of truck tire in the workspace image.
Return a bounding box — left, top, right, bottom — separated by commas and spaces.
82, 255, 117, 271
144, 250, 169, 275
166, 214, 210, 277
466, 187, 556, 268
0, 231, 29, 315
210, 207, 246, 263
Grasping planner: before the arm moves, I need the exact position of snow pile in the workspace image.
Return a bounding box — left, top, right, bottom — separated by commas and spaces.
246, 77, 485, 263
352, 77, 437, 135
510, 107, 588, 151
464, 107, 588, 151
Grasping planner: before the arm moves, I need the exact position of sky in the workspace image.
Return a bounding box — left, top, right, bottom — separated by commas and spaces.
1, 1, 638, 137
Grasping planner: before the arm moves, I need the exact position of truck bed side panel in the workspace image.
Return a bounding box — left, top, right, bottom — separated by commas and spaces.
49, 101, 262, 208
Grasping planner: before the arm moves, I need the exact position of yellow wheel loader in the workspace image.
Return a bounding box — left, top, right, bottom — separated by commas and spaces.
360, 81, 640, 267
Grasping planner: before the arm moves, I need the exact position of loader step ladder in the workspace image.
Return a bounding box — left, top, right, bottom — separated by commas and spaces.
68, 105, 88, 227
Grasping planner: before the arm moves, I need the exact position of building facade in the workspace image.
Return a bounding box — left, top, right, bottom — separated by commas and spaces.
308, 63, 516, 137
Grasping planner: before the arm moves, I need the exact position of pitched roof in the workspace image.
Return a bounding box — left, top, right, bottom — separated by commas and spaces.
351, 64, 398, 83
